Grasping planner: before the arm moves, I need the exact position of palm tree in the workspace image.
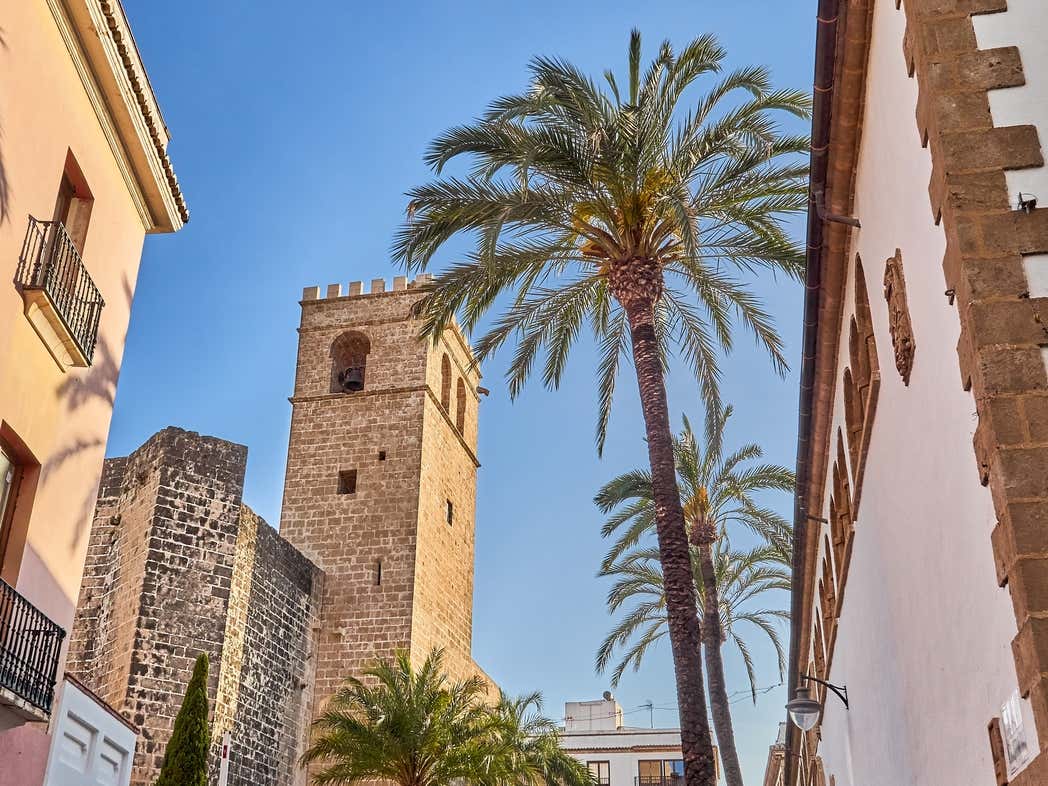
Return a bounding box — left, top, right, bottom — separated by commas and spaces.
302, 648, 497, 786
597, 540, 790, 692
489, 691, 593, 786
594, 409, 794, 786
393, 30, 808, 786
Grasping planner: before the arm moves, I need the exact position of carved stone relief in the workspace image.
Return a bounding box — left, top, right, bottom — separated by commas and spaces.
883, 249, 916, 385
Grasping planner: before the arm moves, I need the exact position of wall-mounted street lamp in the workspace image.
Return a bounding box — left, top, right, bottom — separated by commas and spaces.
786, 675, 849, 731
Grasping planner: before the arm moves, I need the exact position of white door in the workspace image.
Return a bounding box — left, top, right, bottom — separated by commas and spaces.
43, 679, 136, 786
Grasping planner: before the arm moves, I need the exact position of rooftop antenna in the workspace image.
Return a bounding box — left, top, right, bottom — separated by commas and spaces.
643, 700, 654, 729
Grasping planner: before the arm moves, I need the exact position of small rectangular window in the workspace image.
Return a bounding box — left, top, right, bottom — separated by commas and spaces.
378, 450, 386, 461
446, 499, 453, 525
338, 469, 357, 495
53, 151, 94, 253
0, 445, 22, 568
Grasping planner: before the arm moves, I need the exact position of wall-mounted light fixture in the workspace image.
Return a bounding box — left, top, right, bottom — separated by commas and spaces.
786, 674, 849, 731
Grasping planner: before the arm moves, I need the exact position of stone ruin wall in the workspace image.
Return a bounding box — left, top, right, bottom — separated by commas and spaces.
67, 428, 322, 786
213, 507, 323, 786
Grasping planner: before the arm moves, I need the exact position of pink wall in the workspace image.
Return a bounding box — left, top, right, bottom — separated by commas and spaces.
0, 1, 179, 778
0, 724, 51, 786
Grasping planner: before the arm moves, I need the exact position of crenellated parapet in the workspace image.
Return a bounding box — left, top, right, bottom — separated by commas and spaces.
301, 273, 434, 302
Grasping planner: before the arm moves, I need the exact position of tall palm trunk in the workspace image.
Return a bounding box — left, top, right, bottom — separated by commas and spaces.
621, 281, 716, 786
697, 540, 744, 786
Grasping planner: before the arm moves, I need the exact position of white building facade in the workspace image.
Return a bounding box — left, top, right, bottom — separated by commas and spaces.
788, 2, 1048, 785
558, 698, 710, 786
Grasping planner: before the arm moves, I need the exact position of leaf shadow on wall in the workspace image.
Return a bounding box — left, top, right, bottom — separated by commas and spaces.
0, 28, 9, 224
43, 274, 133, 551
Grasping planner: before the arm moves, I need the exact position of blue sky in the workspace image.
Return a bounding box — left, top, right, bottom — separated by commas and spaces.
114, 1, 814, 781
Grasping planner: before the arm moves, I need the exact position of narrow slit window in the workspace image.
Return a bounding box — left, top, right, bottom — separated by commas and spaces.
338, 469, 357, 495
446, 499, 453, 526
375, 558, 383, 586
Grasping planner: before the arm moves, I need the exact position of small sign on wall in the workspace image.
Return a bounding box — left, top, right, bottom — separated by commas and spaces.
1001, 690, 1032, 777
218, 731, 231, 786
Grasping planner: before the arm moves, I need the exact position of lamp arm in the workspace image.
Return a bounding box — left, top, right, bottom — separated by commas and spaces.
801, 674, 849, 709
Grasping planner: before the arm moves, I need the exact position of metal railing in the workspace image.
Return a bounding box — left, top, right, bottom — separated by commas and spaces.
635, 776, 684, 786
0, 577, 66, 714
16, 216, 104, 363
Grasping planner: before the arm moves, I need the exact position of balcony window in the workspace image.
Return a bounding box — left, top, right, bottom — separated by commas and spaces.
588, 761, 610, 786
0, 577, 66, 718
637, 760, 684, 786
16, 216, 104, 368
15, 154, 103, 369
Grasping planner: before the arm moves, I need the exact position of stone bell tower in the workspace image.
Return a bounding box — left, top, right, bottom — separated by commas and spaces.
279, 275, 485, 716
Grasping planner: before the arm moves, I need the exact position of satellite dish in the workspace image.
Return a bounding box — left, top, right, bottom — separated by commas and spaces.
602, 690, 613, 702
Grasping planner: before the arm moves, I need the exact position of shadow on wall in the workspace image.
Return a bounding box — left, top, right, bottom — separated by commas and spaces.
42, 274, 133, 551
0, 28, 9, 224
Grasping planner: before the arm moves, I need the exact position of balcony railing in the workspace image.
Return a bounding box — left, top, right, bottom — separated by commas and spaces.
16, 216, 104, 365
635, 776, 684, 786
0, 577, 66, 715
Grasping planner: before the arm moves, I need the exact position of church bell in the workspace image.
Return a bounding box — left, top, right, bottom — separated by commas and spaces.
339, 366, 365, 392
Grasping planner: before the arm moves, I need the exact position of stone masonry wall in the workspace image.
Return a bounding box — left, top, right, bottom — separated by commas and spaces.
67, 454, 148, 709
212, 507, 323, 786
280, 276, 488, 726
126, 430, 244, 784
70, 275, 495, 785
411, 327, 481, 682
901, 2, 1048, 782
280, 282, 430, 712
69, 428, 321, 786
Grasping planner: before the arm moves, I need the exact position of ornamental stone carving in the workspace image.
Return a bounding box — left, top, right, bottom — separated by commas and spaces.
883, 249, 915, 386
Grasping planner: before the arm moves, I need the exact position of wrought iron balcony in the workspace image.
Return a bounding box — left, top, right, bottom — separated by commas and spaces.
0, 577, 66, 717
635, 776, 684, 786
16, 216, 104, 366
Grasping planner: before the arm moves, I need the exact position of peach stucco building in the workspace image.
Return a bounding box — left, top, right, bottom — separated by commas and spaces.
0, 1, 185, 783
787, 1, 1048, 785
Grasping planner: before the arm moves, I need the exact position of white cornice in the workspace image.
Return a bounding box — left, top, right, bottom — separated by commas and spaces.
46, 0, 187, 232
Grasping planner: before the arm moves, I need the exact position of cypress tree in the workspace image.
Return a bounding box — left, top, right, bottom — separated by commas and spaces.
155, 653, 211, 786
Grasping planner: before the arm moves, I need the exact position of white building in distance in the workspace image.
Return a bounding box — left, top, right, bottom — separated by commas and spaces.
558, 696, 718, 786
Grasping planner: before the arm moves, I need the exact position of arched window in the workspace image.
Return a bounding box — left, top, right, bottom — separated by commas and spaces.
850, 318, 870, 398
831, 431, 853, 586
440, 354, 451, 411
855, 257, 876, 357
821, 535, 836, 620
330, 331, 370, 393
842, 255, 881, 472
855, 257, 880, 400
455, 378, 466, 433
813, 614, 826, 680
818, 577, 832, 651
836, 431, 853, 518
829, 496, 840, 551
843, 367, 862, 469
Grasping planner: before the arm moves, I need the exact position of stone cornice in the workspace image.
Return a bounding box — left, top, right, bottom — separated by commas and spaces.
789, 0, 874, 764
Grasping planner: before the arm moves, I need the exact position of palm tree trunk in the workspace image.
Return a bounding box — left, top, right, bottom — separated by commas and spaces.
698, 542, 745, 786
624, 298, 717, 786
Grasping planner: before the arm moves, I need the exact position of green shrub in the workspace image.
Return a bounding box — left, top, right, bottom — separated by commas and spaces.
155, 653, 211, 786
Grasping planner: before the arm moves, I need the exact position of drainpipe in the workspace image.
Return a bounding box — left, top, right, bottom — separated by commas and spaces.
786, 1, 840, 783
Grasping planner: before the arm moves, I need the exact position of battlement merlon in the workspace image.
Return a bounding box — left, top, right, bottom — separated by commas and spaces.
298, 273, 479, 376
301, 273, 434, 302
